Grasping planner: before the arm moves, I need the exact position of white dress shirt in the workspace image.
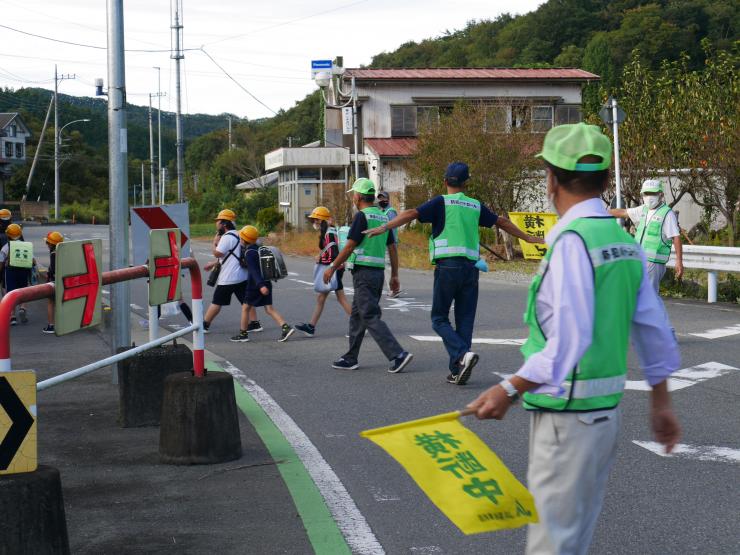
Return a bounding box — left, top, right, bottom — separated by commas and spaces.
516, 198, 680, 396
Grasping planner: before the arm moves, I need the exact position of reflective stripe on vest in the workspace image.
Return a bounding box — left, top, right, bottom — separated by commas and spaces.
520, 217, 643, 412
635, 204, 672, 264
429, 193, 481, 262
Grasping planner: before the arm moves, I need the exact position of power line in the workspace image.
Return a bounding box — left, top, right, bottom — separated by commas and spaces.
203, 0, 370, 46
198, 48, 277, 115
0, 23, 200, 53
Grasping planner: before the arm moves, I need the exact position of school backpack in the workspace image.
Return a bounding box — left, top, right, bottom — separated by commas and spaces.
258, 246, 288, 281
8, 241, 33, 269
337, 226, 350, 251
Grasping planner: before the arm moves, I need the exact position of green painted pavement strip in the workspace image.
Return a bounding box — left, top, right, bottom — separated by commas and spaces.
208, 361, 351, 555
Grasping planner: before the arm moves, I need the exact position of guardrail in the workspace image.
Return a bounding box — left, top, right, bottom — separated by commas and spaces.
0, 257, 205, 384
667, 245, 740, 303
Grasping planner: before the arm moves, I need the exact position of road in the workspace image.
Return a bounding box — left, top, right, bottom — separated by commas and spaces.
22, 224, 740, 554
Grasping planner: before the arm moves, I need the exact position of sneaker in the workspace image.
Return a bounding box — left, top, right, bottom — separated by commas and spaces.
247, 321, 264, 333
278, 324, 295, 342
42, 324, 55, 334
295, 323, 315, 337
19, 308, 28, 324
10, 316, 17, 326
456, 352, 479, 385
446, 373, 457, 384
332, 358, 359, 370
229, 330, 250, 343
389, 351, 413, 373
202, 321, 211, 334
388, 289, 402, 299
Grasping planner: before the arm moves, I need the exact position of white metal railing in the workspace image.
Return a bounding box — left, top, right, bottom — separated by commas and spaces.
667, 245, 740, 303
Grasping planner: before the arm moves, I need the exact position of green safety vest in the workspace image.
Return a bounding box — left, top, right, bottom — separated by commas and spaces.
349, 207, 389, 269
429, 193, 480, 262
8, 240, 33, 269
635, 203, 673, 264
521, 217, 643, 412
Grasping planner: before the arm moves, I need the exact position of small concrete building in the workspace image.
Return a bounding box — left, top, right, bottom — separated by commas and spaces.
0, 113, 31, 201
265, 146, 350, 229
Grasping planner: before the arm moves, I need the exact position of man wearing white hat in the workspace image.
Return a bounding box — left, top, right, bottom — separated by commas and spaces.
610, 179, 683, 293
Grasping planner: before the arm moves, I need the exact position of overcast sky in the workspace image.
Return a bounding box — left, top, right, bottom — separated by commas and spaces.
0, 0, 544, 119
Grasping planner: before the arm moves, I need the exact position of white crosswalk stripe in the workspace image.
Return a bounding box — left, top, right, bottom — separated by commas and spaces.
633, 441, 740, 464
412, 335, 525, 345
690, 324, 740, 339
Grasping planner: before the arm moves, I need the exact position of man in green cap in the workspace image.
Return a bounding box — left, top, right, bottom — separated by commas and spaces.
609, 179, 684, 293
323, 178, 413, 373
466, 123, 681, 554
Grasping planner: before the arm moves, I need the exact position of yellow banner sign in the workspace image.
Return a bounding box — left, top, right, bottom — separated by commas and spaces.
508, 212, 558, 260
361, 412, 537, 535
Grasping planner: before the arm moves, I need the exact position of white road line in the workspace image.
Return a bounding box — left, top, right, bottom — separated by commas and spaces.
130, 303, 144, 310
219, 361, 385, 555
289, 278, 315, 287
412, 335, 526, 346
690, 324, 740, 339
625, 361, 739, 391
633, 441, 740, 464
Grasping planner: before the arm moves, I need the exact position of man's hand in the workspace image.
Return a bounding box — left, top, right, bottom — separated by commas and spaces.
204, 261, 216, 272
260, 285, 269, 296
323, 266, 335, 284
389, 275, 400, 295
467, 384, 512, 420
651, 407, 681, 454
674, 260, 684, 281
527, 235, 545, 245
363, 224, 387, 238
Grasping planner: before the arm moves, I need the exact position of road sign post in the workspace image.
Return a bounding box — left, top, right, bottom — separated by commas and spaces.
599, 97, 626, 216
54, 239, 103, 337
148, 228, 182, 307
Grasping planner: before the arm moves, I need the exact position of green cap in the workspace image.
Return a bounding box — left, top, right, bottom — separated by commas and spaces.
640, 179, 663, 194
347, 178, 376, 195
536, 123, 612, 172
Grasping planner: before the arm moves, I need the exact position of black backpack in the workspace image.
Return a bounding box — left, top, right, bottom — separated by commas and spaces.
258, 246, 288, 281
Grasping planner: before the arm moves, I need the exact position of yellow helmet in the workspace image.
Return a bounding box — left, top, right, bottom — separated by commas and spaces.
6, 223, 22, 240
308, 206, 331, 221
46, 231, 64, 246
215, 209, 237, 222
239, 225, 259, 243
0, 209, 11, 221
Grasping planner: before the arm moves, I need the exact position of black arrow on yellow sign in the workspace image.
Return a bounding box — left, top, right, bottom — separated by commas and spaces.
0, 376, 34, 470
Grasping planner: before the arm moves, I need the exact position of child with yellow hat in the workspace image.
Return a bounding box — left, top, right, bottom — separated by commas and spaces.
0, 223, 36, 325
42, 231, 64, 333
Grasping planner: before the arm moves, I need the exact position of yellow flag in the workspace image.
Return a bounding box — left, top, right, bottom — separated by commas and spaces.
507, 212, 558, 260
361, 412, 538, 535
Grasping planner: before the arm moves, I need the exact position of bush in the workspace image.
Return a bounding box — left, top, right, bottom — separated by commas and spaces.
256, 206, 283, 233
60, 199, 109, 224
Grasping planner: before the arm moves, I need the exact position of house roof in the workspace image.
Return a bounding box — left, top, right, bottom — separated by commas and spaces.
235, 171, 279, 190
345, 68, 599, 81
365, 138, 418, 157
0, 113, 19, 129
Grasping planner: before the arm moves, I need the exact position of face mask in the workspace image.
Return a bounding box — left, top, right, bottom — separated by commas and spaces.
378, 201, 389, 209
312, 222, 321, 231
548, 192, 560, 217
643, 196, 660, 209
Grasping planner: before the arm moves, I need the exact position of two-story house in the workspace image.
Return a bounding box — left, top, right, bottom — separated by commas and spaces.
326, 68, 598, 197
0, 113, 32, 201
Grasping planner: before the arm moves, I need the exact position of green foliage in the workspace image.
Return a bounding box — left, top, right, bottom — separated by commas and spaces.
256, 206, 283, 234
661, 268, 740, 304
59, 199, 109, 224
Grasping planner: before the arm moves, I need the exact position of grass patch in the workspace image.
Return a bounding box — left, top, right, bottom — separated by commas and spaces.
661, 268, 740, 304
190, 222, 216, 239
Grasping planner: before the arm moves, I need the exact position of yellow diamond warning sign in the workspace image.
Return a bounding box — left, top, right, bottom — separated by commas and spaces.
0, 371, 37, 475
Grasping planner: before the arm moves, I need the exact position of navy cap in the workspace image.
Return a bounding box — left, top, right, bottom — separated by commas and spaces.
377, 191, 389, 199
445, 162, 470, 185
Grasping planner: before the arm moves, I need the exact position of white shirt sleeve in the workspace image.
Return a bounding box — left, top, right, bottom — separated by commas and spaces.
630, 251, 681, 385
662, 210, 680, 241
515, 232, 595, 395
626, 206, 643, 225
215, 233, 237, 259
0, 244, 7, 264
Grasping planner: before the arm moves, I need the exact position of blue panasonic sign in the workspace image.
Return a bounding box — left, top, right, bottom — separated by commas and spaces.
311, 60, 333, 70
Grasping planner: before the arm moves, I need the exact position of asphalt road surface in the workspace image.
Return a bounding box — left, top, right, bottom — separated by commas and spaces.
23, 224, 740, 554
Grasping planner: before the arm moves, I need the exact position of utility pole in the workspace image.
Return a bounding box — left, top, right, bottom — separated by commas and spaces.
107, 0, 131, 360
171, 0, 185, 203
141, 162, 145, 206
228, 115, 233, 150
54, 65, 76, 219
153, 66, 164, 205
148, 94, 155, 204
24, 95, 53, 201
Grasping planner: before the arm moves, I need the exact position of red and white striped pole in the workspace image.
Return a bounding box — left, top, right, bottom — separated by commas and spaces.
0, 284, 55, 372
183, 259, 205, 377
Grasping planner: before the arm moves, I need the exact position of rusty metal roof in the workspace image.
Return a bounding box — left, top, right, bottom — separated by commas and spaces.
346, 68, 599, 81
365, 138, 419, 157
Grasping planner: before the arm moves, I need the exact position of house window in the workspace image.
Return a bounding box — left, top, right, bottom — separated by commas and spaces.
417, 106, 439, 131
391, 106, 417, 137
7, 125, 16, 138
297, 168, 320, 180
15, 143, 23, 158
555, 104, 582, 125
532, 106, 554, 133
4, 142, 12, 158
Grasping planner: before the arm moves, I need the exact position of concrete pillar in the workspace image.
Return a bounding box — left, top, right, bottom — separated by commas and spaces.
159, 371, 242, 465
0, 465, 70, 554
117, 343, 193, 427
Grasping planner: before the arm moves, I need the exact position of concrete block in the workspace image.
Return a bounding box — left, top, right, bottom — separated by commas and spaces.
0, 465, 70, 555
159, 371, 242, 465
117, 343, 193, 428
